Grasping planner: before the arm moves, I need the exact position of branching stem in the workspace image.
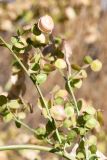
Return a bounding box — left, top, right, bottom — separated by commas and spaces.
0, 36, 61, 144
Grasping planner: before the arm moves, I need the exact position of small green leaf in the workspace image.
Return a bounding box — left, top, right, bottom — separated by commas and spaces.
85, 106, 96, 115
0, 95, 7, 106
67, 130, 77, 142
54, 37, 62, 44
74, 79, 82, 89
85, 118, 97, 129
15, 120, 21, 128
63, 119, 72, 128
65, 106, 74, 118
35, 127, 46, 139
31, 63, 40, 71
8, 100, 20, 109
43, 64, 55, 72
11, 36, 18, 44
3, 113, 13, 122
79, 127, 87, 136
14, 42, 25, 49
55, 59, 67, 69
32, 24, 41, 36
77, 100, 82, 111
76, 152, 85, 159
36, 73, 47, 84
46, 120, 56, 135
96, 110, 104, 126
84, 55, 93, 64
71, 64, 81, 71
55, 97, 64, 105
89, 145, 97, 154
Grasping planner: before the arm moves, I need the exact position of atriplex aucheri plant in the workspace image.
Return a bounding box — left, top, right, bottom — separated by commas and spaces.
0, 15, 106, 160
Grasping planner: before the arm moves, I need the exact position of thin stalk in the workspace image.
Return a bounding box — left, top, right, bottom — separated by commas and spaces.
55, 128, 62, 144
7, 106, 36, 134
35, 83, 52, 121
0, 144, 73, 160
67, 81, 79, 116
0, 144, 55, 153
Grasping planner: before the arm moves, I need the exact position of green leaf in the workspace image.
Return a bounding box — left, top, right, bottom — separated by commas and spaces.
3, 113, 13, 122
31, 63, 40, 71
15, 120, 21, 128
55, 59, 67, 69
36, 73, 47, 84
79, 127, 87, 136
0, 95, 7, 106
89, 156, 98, 160
71, 64, 81, 71
67, 130, 77, 142
85, 106, 96, 115
43, 64, 55, 72
63, 119, 72, 128
74, 79, 82, 89
11, 36, 18, 45
54, 37, 62, 44
96, 110, 104, 126
83, 114, 92, 121
84, 55, 93, 64
89, 145, 97, 154
65, 106, 74, 118
31, 24, 41, 36
77, 115, 86, 127
70, 79, 81, 88
77, 100, 82, 111
85, 118, 97, 129
55, 97, 64, 105
46, 120, 56, 135
7, 100, 20, 109
76, 152, 85, 159
35, 127, 46, 139
14, 42, 25, 49
12, 60, 21, 73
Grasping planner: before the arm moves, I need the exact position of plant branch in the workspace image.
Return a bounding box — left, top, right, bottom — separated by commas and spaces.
0, 36, 61, 144
0, 36, 51, 120
0, 144, 73, 160
0, 144, 56, 153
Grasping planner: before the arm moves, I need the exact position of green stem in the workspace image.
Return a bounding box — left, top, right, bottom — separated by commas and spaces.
7, 106, 36, 134
0, 144, 73, 160
55, 128, 62, 144
67, 81, 79, 116
35, 83, 52, 121
0, 144, 56, 153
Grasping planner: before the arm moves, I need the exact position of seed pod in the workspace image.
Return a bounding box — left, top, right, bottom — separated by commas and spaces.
38, 15, 54, 33
50, 105, 66, 121
90, 59, 102, 72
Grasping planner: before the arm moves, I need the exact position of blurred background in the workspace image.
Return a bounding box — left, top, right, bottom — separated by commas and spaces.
0, 0, 107, 159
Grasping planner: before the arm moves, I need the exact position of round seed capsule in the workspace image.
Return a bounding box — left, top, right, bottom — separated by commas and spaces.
38, 15, 54, 33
